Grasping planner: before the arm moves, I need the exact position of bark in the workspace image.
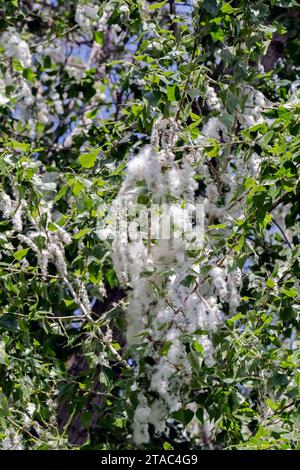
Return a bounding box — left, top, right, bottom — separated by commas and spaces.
262, 33, 288, 72
57, 287, 126, 445
57, 352, 104, 446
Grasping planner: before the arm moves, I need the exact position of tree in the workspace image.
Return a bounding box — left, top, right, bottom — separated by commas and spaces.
0, 0, 299, 450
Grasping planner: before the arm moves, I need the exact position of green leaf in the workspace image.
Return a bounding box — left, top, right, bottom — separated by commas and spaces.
192, 341, 204, 353
54, 185, 68, 202
113, 417, 126, 428
161, 340, 173, 356
266, 278, 275, 288
94, 31, 104, 45
63, 299, 76, 308
266, 398, 278, 411
48, 222, 58, 231
149, 1, 167, 10
259, 130, 274, 146
0, 313, 18, 332
189, 112, 201, 122
221, 3, 236, 13
13, 248, 30, 260
73, 228, 91, 239
180, 274, 196, 287
137, 192, 150, 206
188, 349, 202, 373
233, 236, 244, 253
22, 68, 36, 82
163, 441, 174, 450
208, 223, 226, 230
211, 28, 225, 43
167, 84, 180, 102
12, 140, 30, 152
172, 408, 194, 425
282, 287, 298, 298
0, 393, 10, 418
202, 0, 220, 17
227, 312, 243, 326
225, 90, 240, 114
72, 180, 84, 197
271, 373, 289, 387
78, 151, 98, 169
196, 407, 204, 423
99, 371, 109, 387
219, 111, 234, 128
105, 268, 118, 289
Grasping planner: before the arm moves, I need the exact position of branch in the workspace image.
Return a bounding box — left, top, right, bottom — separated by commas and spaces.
272, 219, 292, 249
168, 0, 177, 36
261, 33, 288, 72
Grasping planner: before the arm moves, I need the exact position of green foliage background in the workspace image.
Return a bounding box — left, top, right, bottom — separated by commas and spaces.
0, 0, 299, 450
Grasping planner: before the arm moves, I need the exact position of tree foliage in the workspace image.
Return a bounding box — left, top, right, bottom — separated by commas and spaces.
0, 0, 299, 450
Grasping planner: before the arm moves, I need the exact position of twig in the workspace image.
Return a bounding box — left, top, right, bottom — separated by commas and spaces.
31, 25, 78, 47
175, 36, 198, 121
272, 219, 292, 248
